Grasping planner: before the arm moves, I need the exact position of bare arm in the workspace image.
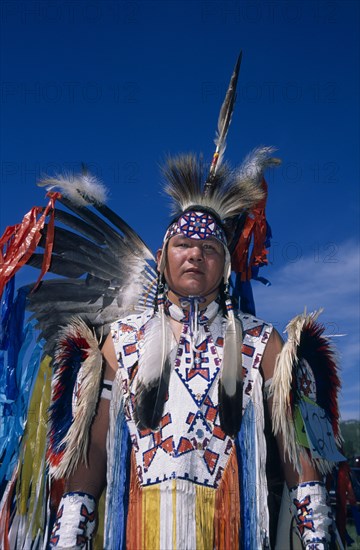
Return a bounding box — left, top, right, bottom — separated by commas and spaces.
261, 328, 321, 488
65, 332, 118, 500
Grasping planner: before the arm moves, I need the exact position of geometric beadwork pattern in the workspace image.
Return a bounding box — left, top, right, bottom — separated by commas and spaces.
293, 494, 315, 535
164, 210, 227, 246
111, 309, 273, 488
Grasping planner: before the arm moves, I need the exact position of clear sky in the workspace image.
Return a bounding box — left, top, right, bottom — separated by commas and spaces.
0, 0, 359, 419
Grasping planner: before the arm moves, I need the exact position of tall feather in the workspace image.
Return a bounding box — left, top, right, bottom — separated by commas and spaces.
205, 53, 242, 189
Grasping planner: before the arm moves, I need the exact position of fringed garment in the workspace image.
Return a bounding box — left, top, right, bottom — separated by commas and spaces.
105, 303, 273, 550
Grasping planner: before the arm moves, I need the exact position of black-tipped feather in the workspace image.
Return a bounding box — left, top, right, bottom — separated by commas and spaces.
95, 203, 154, 260
218, 380, 243, 437
16, 191, 157, 355
54, 209, 106, 245
134, 357, 172, 431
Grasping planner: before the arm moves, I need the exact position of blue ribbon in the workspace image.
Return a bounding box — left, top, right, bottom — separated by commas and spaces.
236, 400, 258, 550
105, 399, 131, 550
0, 281, 43, 486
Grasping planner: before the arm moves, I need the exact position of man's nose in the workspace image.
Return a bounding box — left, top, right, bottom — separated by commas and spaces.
189, 245, 203, 260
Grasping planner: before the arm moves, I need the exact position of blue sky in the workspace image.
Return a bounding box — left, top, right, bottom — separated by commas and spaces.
1, 0, 359, 419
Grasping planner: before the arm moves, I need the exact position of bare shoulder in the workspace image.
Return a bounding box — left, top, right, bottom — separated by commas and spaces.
101, 332, 118, 378
261, 327, 284, 381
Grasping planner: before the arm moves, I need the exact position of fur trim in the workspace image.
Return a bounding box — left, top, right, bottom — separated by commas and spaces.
47, 317, 103, 478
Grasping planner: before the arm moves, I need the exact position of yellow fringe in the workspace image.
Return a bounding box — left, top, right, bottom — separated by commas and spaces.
195, 484, 216, 550
143, 484, 161, 549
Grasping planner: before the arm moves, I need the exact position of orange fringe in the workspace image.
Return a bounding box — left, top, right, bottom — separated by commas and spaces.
214, 447, 240, 550
126, 449, 143, 550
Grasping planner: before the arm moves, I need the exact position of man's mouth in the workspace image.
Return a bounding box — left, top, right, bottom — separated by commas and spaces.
184, 268, 203, 274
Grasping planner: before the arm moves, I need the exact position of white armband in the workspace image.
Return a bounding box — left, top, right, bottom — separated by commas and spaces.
100, 378, 113, 400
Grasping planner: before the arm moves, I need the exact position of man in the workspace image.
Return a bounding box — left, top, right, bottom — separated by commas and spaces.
50, 195, 339, 549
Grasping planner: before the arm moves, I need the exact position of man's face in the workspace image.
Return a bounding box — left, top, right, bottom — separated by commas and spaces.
159, 234, 225, 299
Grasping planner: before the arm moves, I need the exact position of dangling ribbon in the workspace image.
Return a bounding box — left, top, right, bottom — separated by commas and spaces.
231, 178, 269, 281
0, 192, 61, 297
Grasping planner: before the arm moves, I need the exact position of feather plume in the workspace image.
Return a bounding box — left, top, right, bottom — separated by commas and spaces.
236, 146, 281, 186
163, 147, 279, 222
38, 172, 108, 207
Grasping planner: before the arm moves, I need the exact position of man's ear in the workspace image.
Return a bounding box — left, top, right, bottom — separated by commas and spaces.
156, 248, 162, 270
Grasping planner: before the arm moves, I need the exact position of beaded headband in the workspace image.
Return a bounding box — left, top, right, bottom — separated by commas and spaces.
163, 210, 227, 247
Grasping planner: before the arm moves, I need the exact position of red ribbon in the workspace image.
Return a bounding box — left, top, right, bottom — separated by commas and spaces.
0, 192, 61, 296
231, 178, 269, 280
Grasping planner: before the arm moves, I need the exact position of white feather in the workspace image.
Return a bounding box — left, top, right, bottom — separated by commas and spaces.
221, 313, 243, 396
38, 172, 108, 206
237, 146, 281, 183
135, 311, 171, 387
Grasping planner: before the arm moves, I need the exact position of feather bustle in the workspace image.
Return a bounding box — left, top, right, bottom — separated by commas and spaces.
22, 180, 157, 352
270, 309, 342, 474
47, 317, 103, 478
